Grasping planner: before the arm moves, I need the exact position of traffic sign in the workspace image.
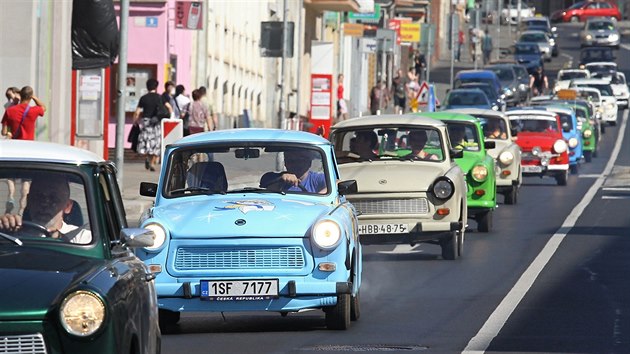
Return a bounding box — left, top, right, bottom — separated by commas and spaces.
416, 81, 430, 105
161, 118, 183, 159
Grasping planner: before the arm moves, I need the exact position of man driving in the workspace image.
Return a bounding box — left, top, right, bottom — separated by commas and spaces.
260, 150, 327, 194
0, 174, 91, 244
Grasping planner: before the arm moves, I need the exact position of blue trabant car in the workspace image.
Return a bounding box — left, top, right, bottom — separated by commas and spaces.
136, 129, 362, 330
536, 105, 583, 174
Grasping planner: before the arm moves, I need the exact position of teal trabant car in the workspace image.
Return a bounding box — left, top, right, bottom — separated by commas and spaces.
420, 112, 497, 232
0, 140, 160, 354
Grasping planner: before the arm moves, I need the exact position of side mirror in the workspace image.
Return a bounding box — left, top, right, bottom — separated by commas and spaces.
450, 149, 464, 159
338, 180, 358, 195
562, 122, 571, 133
119, 228, 155, 248
511, 128, 518, 137
140, 182, 158, 197
484, 141, 496, 149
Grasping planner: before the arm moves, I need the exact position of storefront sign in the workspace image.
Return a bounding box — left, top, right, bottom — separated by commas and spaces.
343, 23, 364, 37
400, 23, 421, 43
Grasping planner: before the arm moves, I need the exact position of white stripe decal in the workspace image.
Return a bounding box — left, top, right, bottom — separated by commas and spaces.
462, 109, 629, 353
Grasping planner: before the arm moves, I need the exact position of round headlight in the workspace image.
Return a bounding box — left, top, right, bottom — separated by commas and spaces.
144, 223, 167, 251
568, 137, 579, 148
609, 34, 619, 41
606, 102, 615, 110
472, 165, 488, 182
586, 34, 592, 40
553, 139, 568, 154
583, 129, 592, 138
60, 291, 105, 337
432, 178, 454, 200
532, 146, 542, 156
312, 220, 341, 249
499, 151, 514, 165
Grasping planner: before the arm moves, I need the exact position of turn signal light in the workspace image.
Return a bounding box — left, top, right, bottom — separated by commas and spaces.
148, 264, 162, 273
474, 190, 486, 196
436, 208, 450, 216
584, 141, 591, 146
501, 170, 511, 176
318, 262, 337, 272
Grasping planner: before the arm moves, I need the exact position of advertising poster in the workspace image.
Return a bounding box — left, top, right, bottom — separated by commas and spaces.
175, 1, 203, 30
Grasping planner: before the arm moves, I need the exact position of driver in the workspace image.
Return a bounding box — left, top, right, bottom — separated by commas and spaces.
260, 150, 327, 194
0, 175, 91, 244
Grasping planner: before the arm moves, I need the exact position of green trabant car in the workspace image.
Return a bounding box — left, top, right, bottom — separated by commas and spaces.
564, 101, 599, 162
0, 140, 160, 354
330, 114, 468, 260
420, 112, 497, 232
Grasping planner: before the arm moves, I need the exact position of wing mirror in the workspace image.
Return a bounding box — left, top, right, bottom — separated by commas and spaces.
338, 180, 358, 195
511, 127, 518, 137
450, 149, 464, 159
484, 141, 496, 149
562, 122, 571, 133
119, 228, 155, 248
140, 182, 158, 197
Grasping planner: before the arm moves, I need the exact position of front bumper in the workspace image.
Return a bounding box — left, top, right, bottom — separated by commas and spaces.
522, 162, 569, 177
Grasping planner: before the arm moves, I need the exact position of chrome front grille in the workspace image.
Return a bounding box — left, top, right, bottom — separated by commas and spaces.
352, 198, 429, 215
174, 246, 306, 270
0, 333, 47, 354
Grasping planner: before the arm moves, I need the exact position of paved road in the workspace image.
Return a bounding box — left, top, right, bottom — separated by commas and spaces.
156, 24, 630, 353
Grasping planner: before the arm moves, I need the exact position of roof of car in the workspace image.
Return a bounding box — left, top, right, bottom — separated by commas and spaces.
455, 70, 499, 78
540, 105, 575, 115
0, 140, 105, 164
331, 114, 446, 129
571, 78, 612, 85
559, 69, 590, 73
421, 112, 480, 123
172, 128, 330, 146
507, 109, 557, 119
585, 61, 617, 67
444, 108, 507, 118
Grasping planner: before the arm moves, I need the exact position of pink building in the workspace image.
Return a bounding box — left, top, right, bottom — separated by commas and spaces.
110, 0, 195, 149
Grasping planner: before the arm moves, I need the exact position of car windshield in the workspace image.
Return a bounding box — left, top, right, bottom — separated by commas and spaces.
0, 168, 93, 246
520, 33, 547, 42
569, 1, 585, 9
479, 116, 509, 140
489, 67, 515, 81
559, 71, 588, 80
163, 144, 330, 197
445, 122, 481, 152
446, 91, 489, 107
580, 49, 614, 61
586, 64, 617, 74
455, 78, 495, 89
515, 44, 540, 54
332, 127, 445, 162
510, 117, 559, 133
576, 84, 613, 96
577, 90, 601, 102
462, 84, 497, 99
587, 21, 615, 31
557, 112, 573, 130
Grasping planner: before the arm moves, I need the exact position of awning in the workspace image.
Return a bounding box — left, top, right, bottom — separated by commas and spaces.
304, 0, 361, 13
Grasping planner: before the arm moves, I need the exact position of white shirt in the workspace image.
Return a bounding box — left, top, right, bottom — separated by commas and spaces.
59, 222, 92, 244
175, 95, 191, 116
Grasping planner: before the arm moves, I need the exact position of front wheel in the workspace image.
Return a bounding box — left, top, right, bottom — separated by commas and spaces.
477, 210, 493, 232
440, 231, 458, 260
584, 150, 593, 162
326, 294, 351, 330
570, 164, 579, 175
570, 16, 579, 23
504, 187, 518, 205
350, 291, 361, 321
556, 171, 568, 186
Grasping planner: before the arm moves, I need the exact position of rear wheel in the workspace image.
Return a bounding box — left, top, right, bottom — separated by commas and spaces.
570, 164, 579, 175
556, 171, 568, 186
326, 294, 351, 330
158, 309, 180, 328
584, 150, 592, 162
477, 210, 493, 232
440, 231, 458, 260
504, 187, 518, 205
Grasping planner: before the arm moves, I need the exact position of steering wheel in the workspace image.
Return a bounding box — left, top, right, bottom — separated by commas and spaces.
262, 175, 308, 192
19, 221, 52, 238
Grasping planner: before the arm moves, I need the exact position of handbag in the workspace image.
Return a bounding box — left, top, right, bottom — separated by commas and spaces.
156, 103, 171, 119
127, 124, 140, 152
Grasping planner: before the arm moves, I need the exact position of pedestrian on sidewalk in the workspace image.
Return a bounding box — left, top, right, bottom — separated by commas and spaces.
391, 69, 408, 114
414, 52, 427, 82
2, 87, 21, 214
481, 29, 493, 66
161, 81, 177, 119
174, 85, 191, 136
189, 89, 214, 134
198, 86, 218, 130
456, 29, 464, 62
133, 78, 165, 172
336, 73, 348, 122
469, 27, 479, 63
368, 80, 387, 115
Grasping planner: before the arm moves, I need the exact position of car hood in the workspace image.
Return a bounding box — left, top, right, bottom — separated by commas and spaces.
0, 247, 104, 320
152, 196, 332, 238
339, 162, 446, 193
514, 132, 560, 151
486, 140, 512, 159
454, 151, 486, 173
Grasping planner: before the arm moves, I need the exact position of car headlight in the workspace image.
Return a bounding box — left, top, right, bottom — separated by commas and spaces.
471, 165, 488, 182
553, 139, 568, 154
609, 34, 619, 41
144, 222, 167, 251
432, 177, 454, 200
586, 34, 592, 40
606, 102, 615, 110
60, 291, 105, 337
312, 220, 341, 249
499, 151, 514, 165
549, 39, 556, 46
568, 137, 579, 148
583, 129, 592, 138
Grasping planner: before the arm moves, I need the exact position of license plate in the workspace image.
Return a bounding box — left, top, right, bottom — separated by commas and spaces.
358, 223, 408, 235
201, 279, 279, 301
522, 165, 543, 173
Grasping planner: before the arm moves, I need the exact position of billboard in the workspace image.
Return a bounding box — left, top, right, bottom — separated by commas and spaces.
175, 1, 203, 30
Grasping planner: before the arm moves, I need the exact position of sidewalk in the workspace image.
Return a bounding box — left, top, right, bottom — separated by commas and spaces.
119, 161, 159, 226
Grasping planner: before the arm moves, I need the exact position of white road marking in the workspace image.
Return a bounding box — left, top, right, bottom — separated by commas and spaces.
378, 244, 423, 254
620, 44, 630, 51
560, 53, 573, 68
462, 108, 629, 353
578, 174, 602, 178
602, 196, 630, 200
602, 187, 630, 191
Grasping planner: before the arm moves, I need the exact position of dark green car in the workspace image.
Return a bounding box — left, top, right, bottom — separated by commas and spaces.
0, 140, 160, 354
421, 112, 498, 232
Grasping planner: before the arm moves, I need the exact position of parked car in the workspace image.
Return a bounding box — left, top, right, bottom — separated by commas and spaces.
485, 64, 528, 105
459, 82, 507, 111
422, 112, 497, 232
538, 105, 583, 174
579, 17, 621, 47
507, 109, 570, 185
570, 78, 618, 125
502, 1, 536, 25
551, 0, 622, 23
518, 30, 554, 61
446, 108, 522, 205
330, 115, 467, 260
137, 129, 362, 330
454, 70, 503, 98
579, 46, 616, 66
594, 71, 629, 108
554, 69, 591, 93
0, 140, 161, 354
443, 88, 493, 110
513, 42, 544, 74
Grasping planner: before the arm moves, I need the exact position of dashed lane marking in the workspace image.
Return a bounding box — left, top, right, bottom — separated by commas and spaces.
578, 174, 602, 178
602, 195, 630, 200
620, 44, 630, 51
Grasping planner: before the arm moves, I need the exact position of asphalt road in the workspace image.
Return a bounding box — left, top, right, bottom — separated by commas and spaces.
161, 23, 630, 354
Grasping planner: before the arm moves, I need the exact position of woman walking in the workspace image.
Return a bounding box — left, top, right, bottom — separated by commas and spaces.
133, 78, 169, 171
188, 89, 214, 134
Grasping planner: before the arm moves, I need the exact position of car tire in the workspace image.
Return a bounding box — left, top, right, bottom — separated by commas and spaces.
350, 291, 361, 321
570, 16, 579, 23
584, 150, 593, 162
556, 171, 568, 186
504, 187, 518, 205
570, 164, 579, 175
457, 227, 465, 258
326, 294, 351, 330
592, 149, 598, 158
440, 231, 458, 260
158, 309, 180, 328
601, 124, 606, 134
609, 121, 617, 127
476, 210, 493, 232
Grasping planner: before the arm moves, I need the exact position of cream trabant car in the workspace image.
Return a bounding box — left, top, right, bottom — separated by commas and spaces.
445, 108, 522, 204
330, 115, 467, 260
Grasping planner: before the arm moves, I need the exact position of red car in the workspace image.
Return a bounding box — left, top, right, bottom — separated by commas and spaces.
507, 109, 570, 186
551, 1, 622, 23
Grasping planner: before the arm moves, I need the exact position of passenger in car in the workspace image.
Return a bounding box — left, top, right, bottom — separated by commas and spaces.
404, 130, 439, 160
352, 131, 379, 160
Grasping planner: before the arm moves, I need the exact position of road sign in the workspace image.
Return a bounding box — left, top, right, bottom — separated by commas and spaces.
416, 81, 430, 105
161, 118, 183, 159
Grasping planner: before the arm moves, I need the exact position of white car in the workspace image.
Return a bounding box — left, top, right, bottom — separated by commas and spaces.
571, 78, 618, 125
502, 2, 535, 25
596, 72, 629, 108
554, 69, 590, 93
585, 61, 617, 77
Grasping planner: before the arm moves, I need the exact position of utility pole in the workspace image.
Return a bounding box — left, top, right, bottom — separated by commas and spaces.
496, 0, 501, 61
450, 11, 456, 89
115, 0, 129, 187
196, 0, 208, 88
425, 5, 432, 84
279, 0, 289, 129
516, 0, 522, 39
295, 0, 303, 130
474, 3, 480, 70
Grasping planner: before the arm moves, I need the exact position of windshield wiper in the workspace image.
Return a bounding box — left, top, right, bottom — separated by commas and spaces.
170, 186, 226, 195
0, 232, 23, 246
227, 187, 286, 195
